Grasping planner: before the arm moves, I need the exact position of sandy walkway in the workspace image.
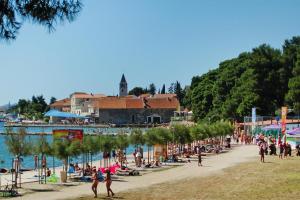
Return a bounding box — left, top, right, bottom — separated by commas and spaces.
10, 145, 258, 200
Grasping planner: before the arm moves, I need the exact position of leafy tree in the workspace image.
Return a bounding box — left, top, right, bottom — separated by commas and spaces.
33, 135, 52, 184
50, 97, 57, 105
115, 132, 129, 166
174, 81, 184, 105
286, 48, 300, 114
185, 38, 300, 122
168, 83, 175, 93
149, 83, 156, 95
130, 129, 145, 148
5, 127, 32, 187
161, 84, 166, 94
128, 87, 147, 96
0, 0, 82, 41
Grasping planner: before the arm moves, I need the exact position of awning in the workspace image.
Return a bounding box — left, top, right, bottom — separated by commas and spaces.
262, 124, 281, 131
44, 110, 85, 118
287, 128, 300, 135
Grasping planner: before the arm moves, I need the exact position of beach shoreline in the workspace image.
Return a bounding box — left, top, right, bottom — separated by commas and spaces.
6, 144, 258, 200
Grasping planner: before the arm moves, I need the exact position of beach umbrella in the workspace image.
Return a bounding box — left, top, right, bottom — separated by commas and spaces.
287, 128, 300, 135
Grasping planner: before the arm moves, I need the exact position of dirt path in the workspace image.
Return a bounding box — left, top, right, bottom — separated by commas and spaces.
11, 145, 258, 200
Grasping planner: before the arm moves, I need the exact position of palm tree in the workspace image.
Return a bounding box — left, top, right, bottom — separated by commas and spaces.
5, 127, 32, 187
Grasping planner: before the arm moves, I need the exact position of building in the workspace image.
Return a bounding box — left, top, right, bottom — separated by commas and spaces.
119, 74, 128, 97
70, 92, 106, 116
93, 95, 179, 124
50, 98, 71, 112
50, 74, 180, 124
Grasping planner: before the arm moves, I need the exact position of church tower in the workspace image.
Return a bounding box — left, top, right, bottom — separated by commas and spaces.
119, 74, 128, 97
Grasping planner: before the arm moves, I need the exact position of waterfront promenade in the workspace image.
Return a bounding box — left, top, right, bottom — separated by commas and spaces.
7, 145, 258, 200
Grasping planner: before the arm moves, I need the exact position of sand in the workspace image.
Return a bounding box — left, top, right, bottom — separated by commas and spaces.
5, 144, 259, 200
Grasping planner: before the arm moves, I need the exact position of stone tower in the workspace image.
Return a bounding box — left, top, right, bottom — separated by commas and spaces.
119, 74, 128, 97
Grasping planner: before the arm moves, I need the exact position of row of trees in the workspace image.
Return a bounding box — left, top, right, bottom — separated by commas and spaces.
8, 96, 56, 120
128, 81, 186, 104
184, 36, 300, 122
5, 122, 233, 186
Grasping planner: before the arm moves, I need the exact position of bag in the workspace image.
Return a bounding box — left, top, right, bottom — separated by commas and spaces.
97, 171, 104, 181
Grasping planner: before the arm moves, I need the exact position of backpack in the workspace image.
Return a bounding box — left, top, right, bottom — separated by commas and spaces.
97, 171, 104, 181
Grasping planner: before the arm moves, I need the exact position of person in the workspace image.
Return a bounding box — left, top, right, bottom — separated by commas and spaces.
287, 143, 292, 157
198, 153, 202, 166
226, 135, 231, 148
136, 151, 142, 167
284, 143, 288, 158
296, 144, 300, 156
34, 155, 38, 170
279, 143, 284, 159
42, 155, 47, 169
105, 169, 115, 197
85, 163, 92, 176
112, 150, 116, 162
259, 140, 266, 163
46, 168, 51, 177
91, 167, 99, 198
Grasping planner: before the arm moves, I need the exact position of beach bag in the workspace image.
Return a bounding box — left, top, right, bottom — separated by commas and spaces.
97, 171, 104, 181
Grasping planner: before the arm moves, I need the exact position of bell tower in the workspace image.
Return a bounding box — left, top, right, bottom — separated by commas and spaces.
119, 74, 128, 97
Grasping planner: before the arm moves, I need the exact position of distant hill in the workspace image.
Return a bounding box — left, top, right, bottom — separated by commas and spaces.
0, 103, 14, 112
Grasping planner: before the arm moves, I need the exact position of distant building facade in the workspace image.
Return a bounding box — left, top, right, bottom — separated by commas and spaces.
93, 95, 179, 124
50, 98, 71, 112
50, 74, 180, 124
70, 92, 106, 116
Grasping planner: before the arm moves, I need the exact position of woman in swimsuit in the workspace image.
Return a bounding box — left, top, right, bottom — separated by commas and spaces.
105, 169, 115, 197
91, 168, 99, 198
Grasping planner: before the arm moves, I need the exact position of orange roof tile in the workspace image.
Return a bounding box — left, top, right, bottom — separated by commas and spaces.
71, 93, 106, 99
50, 98, 70, 107
146, 97, 179, 109
93, 96, 179, 109
153, 94, 177, 98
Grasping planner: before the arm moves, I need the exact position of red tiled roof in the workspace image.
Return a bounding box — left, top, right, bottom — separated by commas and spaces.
153, 94, 177, 98
71, 93, 106, 99
146, 97, 179, 109
50, 98, 70, 107
94, 96, 179, 109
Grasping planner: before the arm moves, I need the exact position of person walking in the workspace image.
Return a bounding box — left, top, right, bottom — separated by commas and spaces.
91, 167, 99, 198
105, 169, 115, 197
198, 153, 202, 166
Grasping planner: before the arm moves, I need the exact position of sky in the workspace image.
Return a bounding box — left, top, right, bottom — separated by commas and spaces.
1, 0, 300, 105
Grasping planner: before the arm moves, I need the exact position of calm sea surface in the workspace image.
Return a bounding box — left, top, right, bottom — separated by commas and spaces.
0, 122, 139, 169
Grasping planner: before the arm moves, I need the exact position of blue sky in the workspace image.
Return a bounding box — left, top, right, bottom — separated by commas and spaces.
1, 0, 300, 105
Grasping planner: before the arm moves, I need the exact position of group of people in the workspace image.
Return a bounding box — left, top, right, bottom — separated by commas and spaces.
91, 166, 114, 198
257, 133, 294, 162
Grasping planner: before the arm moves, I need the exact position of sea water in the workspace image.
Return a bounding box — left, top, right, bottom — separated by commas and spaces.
0, 122, 139, 169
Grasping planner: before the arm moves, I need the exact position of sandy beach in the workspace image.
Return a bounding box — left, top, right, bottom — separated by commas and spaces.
6, 144, 258, 200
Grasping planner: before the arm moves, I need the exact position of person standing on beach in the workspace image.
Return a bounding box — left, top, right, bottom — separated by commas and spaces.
91, 168, 99, 198
34, 155, 38, 170
198, 152, 202, 166
105, 169, 115, 197
259, 141, 266, 163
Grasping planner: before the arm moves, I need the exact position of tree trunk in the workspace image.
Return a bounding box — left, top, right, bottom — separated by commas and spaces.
147, 146, 150, 164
